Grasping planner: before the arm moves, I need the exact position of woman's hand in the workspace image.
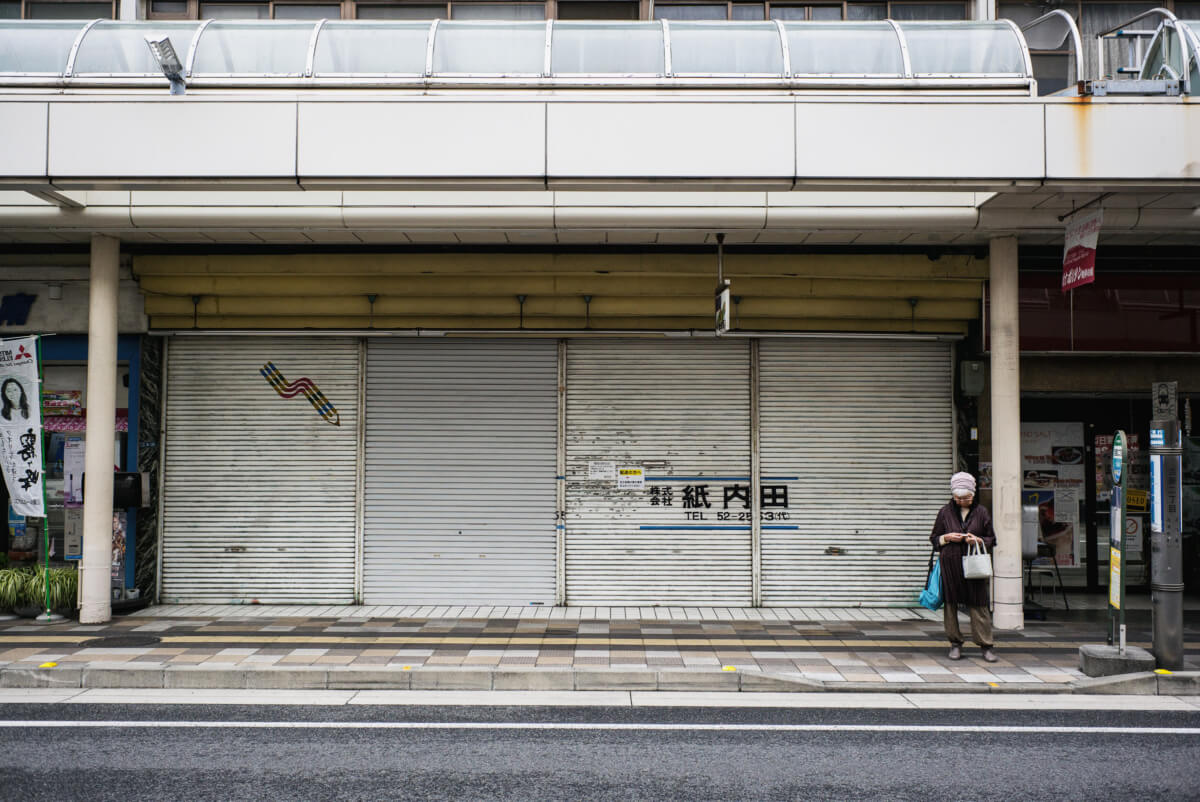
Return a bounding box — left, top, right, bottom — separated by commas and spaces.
944, 533, 965, 543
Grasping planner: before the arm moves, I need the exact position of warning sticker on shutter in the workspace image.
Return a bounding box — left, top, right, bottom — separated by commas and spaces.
617, 466, 645, 489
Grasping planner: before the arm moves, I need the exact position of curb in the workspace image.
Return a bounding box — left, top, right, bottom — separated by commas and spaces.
2, 665, 1197, 695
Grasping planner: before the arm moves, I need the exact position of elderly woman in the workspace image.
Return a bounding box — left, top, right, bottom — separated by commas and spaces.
930, 472, 998, 663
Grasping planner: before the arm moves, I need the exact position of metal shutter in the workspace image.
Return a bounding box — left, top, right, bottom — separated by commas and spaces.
565, 338, 752, 605
161, 336, 359, 604
759, 338, 953, 606
363, 339, 557, 605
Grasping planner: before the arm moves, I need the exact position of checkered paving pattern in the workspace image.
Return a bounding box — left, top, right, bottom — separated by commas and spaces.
5, 606, 1196, 685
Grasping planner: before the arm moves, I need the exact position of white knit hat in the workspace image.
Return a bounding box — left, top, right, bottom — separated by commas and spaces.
950, 472, 976, 496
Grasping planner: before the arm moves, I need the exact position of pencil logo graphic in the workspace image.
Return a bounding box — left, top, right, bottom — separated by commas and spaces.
260, 361, 341, 426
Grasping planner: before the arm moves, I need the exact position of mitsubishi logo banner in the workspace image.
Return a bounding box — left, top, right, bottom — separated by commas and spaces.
0, 336, 43, 516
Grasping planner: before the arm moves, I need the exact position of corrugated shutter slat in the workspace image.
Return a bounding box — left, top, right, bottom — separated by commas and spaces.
363, 339, 557, 605
566, 339, 752, 605
759, 339, 953, 606
162, 336, 359, 604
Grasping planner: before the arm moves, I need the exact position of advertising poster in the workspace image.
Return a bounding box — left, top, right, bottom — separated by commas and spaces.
63, 436, 84, 506
1096, 433, 1149, 505
0, 336, 43, 517
1022, 422, 1084, 566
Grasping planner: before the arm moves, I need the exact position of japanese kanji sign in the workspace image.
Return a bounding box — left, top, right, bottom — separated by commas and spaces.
1061, 209, 1102, 292
0, 336, 43, 516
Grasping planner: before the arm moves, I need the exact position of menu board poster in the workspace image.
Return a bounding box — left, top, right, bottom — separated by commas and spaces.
1022, 423, 1084, 567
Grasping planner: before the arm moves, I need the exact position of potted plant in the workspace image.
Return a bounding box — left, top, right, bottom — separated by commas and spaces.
0, 566, 29, 613
0, 565, 77, 618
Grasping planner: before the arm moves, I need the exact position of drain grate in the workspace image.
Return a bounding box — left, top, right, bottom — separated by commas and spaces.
80, 634, 161, 648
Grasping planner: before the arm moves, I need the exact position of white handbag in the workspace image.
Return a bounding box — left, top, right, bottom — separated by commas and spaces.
962, 540, 992, 580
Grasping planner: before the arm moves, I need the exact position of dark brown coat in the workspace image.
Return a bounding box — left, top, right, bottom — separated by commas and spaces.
930, 500, 996, 607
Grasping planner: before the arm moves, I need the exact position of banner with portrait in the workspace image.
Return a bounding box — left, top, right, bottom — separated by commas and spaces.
0, 336, 43, 517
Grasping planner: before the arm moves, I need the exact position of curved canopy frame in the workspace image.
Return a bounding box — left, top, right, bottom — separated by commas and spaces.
1138, 17, 1200, 93
0, 19, 1034, 90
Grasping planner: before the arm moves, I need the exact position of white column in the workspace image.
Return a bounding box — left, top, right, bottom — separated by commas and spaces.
989, 235, 1023, 631
80, 235, 119, 625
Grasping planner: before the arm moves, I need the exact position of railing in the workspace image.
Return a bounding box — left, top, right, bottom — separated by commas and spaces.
1094, 7, 1176, 79
1020, 9, 1084, 87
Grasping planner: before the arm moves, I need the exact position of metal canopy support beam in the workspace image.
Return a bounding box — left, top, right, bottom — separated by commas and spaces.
989, 235, 1023, 632
25, 189, 84, 209
80, 233, 119, 624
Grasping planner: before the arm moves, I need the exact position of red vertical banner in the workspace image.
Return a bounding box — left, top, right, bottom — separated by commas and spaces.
1062, 209, 1103, 292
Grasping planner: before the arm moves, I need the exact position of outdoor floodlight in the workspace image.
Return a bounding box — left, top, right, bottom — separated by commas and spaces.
145, 35, 186, 95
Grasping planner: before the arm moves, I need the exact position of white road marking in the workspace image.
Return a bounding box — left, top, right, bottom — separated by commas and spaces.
1, 721, 1198, 735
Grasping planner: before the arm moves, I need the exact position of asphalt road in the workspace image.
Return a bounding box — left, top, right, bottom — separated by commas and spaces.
3, 702, 1199, 801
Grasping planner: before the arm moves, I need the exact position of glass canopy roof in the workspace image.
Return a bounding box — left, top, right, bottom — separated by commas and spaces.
0, 19, 1034, 85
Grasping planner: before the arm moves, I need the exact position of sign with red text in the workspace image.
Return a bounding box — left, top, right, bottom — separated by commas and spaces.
1062, 209, 1102, 291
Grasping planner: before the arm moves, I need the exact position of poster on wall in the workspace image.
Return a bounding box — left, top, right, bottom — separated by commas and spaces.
63, 436, 83, 506
1022, 422, 1085, 566
0, 336, 43, 517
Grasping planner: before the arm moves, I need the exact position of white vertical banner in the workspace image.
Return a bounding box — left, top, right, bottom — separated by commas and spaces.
0, 336, 44, 517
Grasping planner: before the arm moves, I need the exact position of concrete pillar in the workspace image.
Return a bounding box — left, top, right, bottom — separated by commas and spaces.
80, 235, 119, 624
989, 235, 1023, 631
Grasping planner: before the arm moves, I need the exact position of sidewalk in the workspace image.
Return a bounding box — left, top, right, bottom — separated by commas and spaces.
1, 601, 1197, 695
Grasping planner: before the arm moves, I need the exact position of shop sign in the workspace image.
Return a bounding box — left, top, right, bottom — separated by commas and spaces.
645, 480, 791, 523
714, 280, 731, 336
1061, 209, 1102, 292
0, 336, 43, 516
1125, 488, 1148, 513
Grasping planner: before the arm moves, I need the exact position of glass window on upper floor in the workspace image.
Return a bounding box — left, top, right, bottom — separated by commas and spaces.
149, 0, 187, 13
889, 1, 964, 19
199, 2, 270, 18
0, 0, 22, 15
732, 4, 765, 19
452, 2, 544, 18
26, 0, 113, 17
272, 3, 341, 18
770, 5, 844, 20
356, 3, 446, 18
847, 3, 885, 19
656, 3, 728, 19
557, 1, 639, 19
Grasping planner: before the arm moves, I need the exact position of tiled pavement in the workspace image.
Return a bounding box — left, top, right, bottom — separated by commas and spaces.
2, 602, 1197, 689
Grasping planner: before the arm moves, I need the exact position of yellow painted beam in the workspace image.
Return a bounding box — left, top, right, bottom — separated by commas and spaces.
144, 295, 979, 320
138, 274, 983, 300
149, 313, 969, 334
135, 253, 987, 280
